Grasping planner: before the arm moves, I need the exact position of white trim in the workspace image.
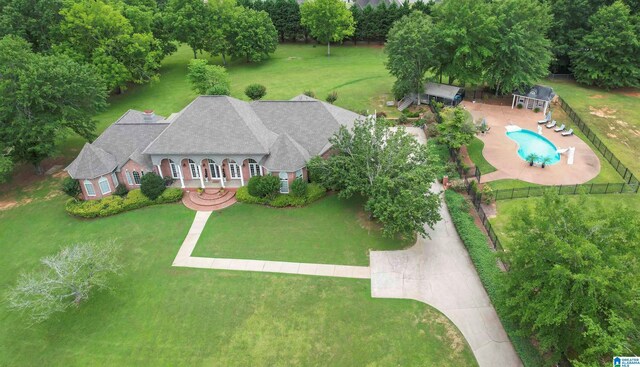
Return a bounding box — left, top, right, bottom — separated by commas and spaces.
208, 159, 221, 179
125, 170, 133, 185
177, 163, 185, 188
132, 171, 141, 185
279, 171, 289, 194
169, 160, 179, 179
84, 180, 96, 196
248, 159, 261, 177
188, 159, 201, 179
98, 176, 111, 195
156, 164, 163, 177
229, 161, 241, 179
111, 172, 119, 187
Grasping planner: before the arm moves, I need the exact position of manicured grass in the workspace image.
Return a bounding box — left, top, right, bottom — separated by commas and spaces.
0, 197, 476, 366
467, 137, 496, 174
192, 195, 412, 265
545, 79, 640, 177
490, 194, 640, 250
61, 44, 395, 160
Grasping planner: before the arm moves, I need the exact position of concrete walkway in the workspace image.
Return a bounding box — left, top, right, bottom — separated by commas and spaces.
172, 211, 370, 279
370, 184, 522, 367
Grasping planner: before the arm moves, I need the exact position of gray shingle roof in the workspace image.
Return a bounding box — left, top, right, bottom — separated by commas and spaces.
65, 143, 117, 179
513, 85, 555, 101
424, 82, 461, 100
144, 96, 276, 155
252, 95, 361, 156
65, 110, 169, 179
261, 133, 310, 171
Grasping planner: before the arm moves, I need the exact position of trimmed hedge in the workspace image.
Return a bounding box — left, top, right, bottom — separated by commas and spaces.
65, 188, 183, 218
444, 190, 544, 367
236, 183, 326, 207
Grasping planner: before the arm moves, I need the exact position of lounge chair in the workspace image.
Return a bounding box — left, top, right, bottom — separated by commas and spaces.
562, 129, 574, 136
546, 120, 557, 128
537, 118, 549, 124
554, 124, 565, 132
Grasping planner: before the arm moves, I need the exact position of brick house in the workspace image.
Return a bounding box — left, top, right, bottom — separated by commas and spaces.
65, 94, 362, 200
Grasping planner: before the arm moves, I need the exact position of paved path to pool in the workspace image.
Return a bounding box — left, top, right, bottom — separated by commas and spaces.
370, 183, 522, 367
464, 101, 600, 185
172, 211, 371, 279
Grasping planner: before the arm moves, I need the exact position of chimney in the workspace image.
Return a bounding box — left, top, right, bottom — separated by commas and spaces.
143, 110, 155, 123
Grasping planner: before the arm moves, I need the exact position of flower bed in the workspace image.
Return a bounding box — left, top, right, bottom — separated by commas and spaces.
235, 183, 326, 207
65, 188, 183, 218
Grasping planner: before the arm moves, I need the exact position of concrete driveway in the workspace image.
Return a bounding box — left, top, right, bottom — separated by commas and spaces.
370, 182, 522, 367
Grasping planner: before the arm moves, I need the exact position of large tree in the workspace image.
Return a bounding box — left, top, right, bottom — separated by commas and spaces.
308, 117, 441, 238
7, 242, 121, 323
485, 0, 553, 95
227, 7, 278, 62
187, 59, 231, 95
0, 36, 107, 173
56, 0, 164, 92
166, 0, 213, 58
433, 0, 498, 85
300, 0, 355, 56
500, 192, 640, 366
436, 107, 475, 151
0, 0, 65, 51
571, 1, 640, 88
385, 11, 437, 103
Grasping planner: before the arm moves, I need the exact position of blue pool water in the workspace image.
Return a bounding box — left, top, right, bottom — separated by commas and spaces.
506, 129, 561, 164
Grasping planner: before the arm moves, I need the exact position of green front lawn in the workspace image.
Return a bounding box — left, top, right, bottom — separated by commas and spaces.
467, 137, 497, 174
0, 197, 475, 366
192, 195, 412, 265
61, 44, 395, 160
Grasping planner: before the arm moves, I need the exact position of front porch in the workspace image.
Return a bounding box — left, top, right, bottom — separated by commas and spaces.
170, 179, 244, 189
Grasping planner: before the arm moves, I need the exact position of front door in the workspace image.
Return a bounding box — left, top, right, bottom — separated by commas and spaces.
190, 162, 201, 179
209, 162, 221, 179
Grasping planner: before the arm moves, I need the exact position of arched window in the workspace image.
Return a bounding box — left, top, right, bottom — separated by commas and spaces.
84, 180, 96, 196
125, 170, 133, 185
132, 171, 141, 185
206, 159, 221, 179
248, 159, 261, 177
229, 160, 241, 179
98, 176, 111, 194
169, 159, 179, 179
279, 172, 289, 194
295, 169, 303, 180
188, 159, 200, 179
111, 172, 119, 187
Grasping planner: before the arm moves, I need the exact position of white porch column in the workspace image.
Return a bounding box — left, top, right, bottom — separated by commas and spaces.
220, 160, 226, 188
156, 164, 163, 177
177, 162, 185, 188
260, 166, 264, 176
199, 165, 205, 189
239, 160, 245, 186
543, 101, 549, 116
511, 94, 516, 109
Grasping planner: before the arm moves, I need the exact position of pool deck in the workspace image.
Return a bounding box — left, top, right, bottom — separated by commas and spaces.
463, 102, 600, 185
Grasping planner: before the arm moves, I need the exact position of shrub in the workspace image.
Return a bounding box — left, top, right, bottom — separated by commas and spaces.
426, 123, 439, 137
235, 183, 326, 207
65, 188, 183, 218
247, 175, 280, 198
113, 184, 128, 197
140, 173, 166, 200
398, 114, 408, 124
163, 176, 174, 187
291, 178, 308, 197
303, 90, 316, 98
413, 118, 426, 127
481, 184, 494, 204
533, 107, 541, 113
376, 111, 387, 118
445, 190, 543, 367
469, 179, 478, 194
325, 91, 338, 104
516, 103, 523, 109
449, 179, 466, 193
61, 177, 81, 198
245, 83, 267, 100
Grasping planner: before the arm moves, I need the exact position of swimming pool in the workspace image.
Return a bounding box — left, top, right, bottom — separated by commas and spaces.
506, 129, 561, 165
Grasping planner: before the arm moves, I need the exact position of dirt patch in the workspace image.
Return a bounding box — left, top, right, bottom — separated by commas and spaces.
589, 94, 605, 99
630, 129, 640, 137
615, 120, 629, 127
616, 87, 640, 98
356, 209, 380, 232
0, 156, 67, 195
0, 200, 17, 211
607, 133, 618, 138
588, 106, 617, 119
433, 313, 465, 353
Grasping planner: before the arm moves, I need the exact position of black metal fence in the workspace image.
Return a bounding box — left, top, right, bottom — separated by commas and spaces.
493, 182, 638, 201
557, 96, 639, 187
